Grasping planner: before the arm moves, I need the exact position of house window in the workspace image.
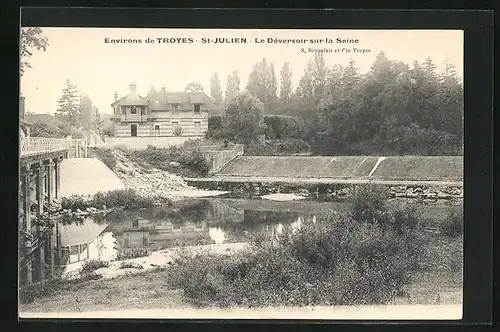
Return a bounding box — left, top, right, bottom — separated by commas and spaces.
131, 106, 137, 115
133, 220, 139, 228
121, 106, 127, 115
155, 125, 160, 136
194, 104, 201, 113
172, 104, 179, 113
173, 223, 181, 229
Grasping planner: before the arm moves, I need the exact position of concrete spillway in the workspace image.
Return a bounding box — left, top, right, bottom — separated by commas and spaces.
59, 158, 125, 198
216, 155, 463, 182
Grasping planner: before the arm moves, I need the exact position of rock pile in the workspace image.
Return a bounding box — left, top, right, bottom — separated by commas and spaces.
117, 169, 192, 200
389, 185, 463, 199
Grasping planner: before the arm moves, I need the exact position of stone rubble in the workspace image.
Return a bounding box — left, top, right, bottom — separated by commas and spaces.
110, 149, 222, 202
116, 169, 193, 201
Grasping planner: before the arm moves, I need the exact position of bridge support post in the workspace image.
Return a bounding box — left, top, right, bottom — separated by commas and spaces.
34, 165, 45, 282
54, 158, 61, 199
21, 171, 33, 286
44, 160, 55, 277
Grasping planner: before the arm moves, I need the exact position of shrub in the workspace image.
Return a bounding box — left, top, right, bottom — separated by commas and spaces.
264, 115, 304, 140
119, 262, 144, 270
61, 189, 155, 211
245, 139, 310, 156
93, 189, 155, 209
387, 201, 422, 235
173, 126, 183, 136
116, 248, 149, 261
102, 127, 114, 136
80, 260, 109, 275
348, 184, 391, 228
19, 278, 70, 304
89, 148, 116, 170
166, 206, 423, 308
61, 195, 91, 211
208, 115, 223, 132
439, 204, 463, 238
131, 145, 210, 177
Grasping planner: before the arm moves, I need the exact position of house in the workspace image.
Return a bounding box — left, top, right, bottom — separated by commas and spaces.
110, 82, 221, 137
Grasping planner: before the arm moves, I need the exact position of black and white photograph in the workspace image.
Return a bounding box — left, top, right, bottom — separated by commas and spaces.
19, 27, 464, 320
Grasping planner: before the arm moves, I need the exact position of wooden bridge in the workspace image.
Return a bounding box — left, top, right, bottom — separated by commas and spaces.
19, 136, 104, 286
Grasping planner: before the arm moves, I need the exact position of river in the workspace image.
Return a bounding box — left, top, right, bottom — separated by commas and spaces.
54, 196, 450, 272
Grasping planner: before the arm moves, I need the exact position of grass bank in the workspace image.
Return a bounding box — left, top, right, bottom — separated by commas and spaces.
18, 234, 461, 312
20, 185, 462, 311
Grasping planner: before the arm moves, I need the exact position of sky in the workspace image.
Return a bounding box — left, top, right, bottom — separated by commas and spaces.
20, 28, 463, 115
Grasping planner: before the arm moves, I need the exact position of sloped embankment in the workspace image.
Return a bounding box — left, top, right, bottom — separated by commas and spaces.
109, 149, 227, 200
216, 155, 463, 182
217, 156, 380, 178
110, 149, 189, 200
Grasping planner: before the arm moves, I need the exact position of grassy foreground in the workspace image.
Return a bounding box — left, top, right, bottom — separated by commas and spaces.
19, 235, 462, 312
20, 185, 462, 312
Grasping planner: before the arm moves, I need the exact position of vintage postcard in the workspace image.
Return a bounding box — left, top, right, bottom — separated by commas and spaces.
19, 27, 464, 320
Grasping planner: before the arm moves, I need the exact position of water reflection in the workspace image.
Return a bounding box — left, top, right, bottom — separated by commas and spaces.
51, 198, 346, 275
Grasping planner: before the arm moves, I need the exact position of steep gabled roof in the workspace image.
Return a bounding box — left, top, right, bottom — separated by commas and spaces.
149, 91, 216, 110
111, 95, 148, 107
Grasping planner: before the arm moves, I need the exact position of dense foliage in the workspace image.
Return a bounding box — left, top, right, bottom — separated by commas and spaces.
129, 143, 210, 177
222, 92, 266, 145
210, 52, 462, 156
244, 139, 310, 156
89, 148, 116, 170
165, 185, 444, 308
61, 189, 156, 211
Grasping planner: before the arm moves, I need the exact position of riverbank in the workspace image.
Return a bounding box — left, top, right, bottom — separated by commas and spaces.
20, 231, 462, 315
62, 242, 249, 280
19, 256, 462, 318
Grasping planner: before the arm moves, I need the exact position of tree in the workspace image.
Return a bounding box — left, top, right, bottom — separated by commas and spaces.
311, 52, 328, 103
56, 79, 80, 127
246, 58, 278, 114
225, 70, 240, 105
185, 82, 204, 92
148, 85, 157, 96
92, 106, 104, 134
79, 94, 94, 130
20, 27, 49, 76
160, 86, 167, 92
279, 62, 293, 103
223, 92, 265, 144
30, 122, 64, 138
210, 72, 223, 104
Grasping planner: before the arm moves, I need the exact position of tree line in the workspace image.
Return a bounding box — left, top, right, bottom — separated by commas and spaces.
28, 79, 104, 138
208, 51, 463, 156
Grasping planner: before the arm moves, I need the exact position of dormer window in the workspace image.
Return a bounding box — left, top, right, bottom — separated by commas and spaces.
194, 104, 201, 113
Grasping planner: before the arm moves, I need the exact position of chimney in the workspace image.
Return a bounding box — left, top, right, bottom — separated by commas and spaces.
129, 82, 137, 94
20, 96, 25, 120
114, 91, 118, 101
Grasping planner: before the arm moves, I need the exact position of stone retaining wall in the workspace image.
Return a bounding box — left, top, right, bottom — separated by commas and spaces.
186, 179, 463, 200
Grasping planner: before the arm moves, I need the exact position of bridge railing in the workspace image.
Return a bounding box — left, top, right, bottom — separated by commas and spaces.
20, 137, 70, 157
21, 134, 105, 158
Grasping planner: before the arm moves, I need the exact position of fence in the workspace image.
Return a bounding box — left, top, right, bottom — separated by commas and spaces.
20, 135, 105, 158
20, 137, 69, 157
